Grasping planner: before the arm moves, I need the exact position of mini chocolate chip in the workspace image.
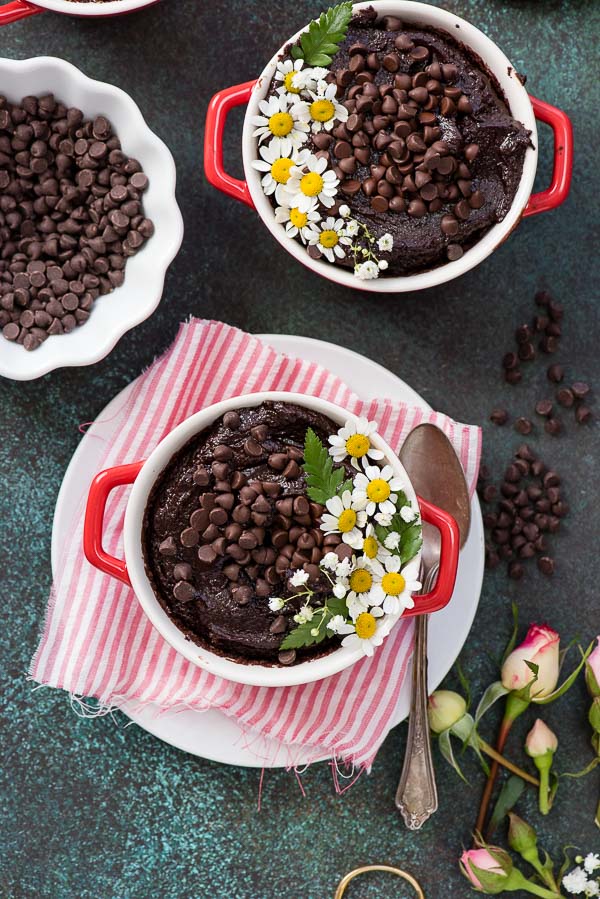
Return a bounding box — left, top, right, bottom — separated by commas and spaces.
235, 585, 253, 605
571, 381, 590, 399
557, 388, 574, 407
197, 545, 217, 565
268, 453, 288, 471
508, 562, 524, 580
515, 417, 533, 435
544, 418, 562, 436
575, 405, 592, 424
173, 581, 195, 602
537, 556, 555, 576
180, 527, 199, 548
547, 364, 564, 383
214, 444, 233, 461
535, 400, 553, 417
278, 649, 296, 666
244, 437, 262, 457
490, 409, 508, 426
223, 411, 241, 430
158, 536, 177, 556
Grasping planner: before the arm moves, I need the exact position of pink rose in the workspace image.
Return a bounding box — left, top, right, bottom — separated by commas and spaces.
460, 848, 509, 889
586, 636, 600, 697
501, 624, 560, 698
525, 719, 558, 758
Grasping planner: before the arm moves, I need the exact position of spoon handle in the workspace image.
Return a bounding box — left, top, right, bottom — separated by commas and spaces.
395, 612, 438, 829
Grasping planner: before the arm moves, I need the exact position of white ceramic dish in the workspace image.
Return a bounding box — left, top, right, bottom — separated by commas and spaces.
206, 0, 572, 293
84, 389, 451, 688
53, 334, 484, 765
0, 0, 161, 23
0, 57, 183, 381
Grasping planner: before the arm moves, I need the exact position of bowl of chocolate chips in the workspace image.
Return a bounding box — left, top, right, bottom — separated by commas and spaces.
205, 1, 572, 292
83, 392, 459, 687
0, 56, 183, 380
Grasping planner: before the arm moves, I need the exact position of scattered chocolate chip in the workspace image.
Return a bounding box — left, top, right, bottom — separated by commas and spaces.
547, 364, 564, 383
515, 417, 533, 435
534, 400, 553, 417
537, 556, 555, 576
544, 418, 562, 436
571, 381, 590, 400
575, 405, 592, 424
490, 408, 509, 426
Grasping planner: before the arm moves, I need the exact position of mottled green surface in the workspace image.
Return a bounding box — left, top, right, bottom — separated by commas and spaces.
1, 1, 599, 897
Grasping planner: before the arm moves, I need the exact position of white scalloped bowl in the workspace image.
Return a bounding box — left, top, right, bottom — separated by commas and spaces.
0, 57, 183, 381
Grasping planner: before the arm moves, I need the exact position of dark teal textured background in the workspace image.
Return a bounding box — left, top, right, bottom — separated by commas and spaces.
0, 1, 598, 897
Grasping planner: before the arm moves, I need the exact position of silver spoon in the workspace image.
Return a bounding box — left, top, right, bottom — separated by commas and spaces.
395, 423, 472, 829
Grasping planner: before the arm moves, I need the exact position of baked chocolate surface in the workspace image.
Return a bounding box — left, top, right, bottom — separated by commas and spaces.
269, 9, 531, 274
143, 401, 347, 665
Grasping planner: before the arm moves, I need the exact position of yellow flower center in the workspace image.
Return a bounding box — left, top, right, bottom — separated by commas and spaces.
310, 98, 335, 122
270, 157, 294, 184
268, 111, 294, 137
363, 536, 378, 559
300, 172, 324, 197
289, 207, 307, 229
382, 572, 406, 596
337, 508, 357, 533
349, 568, 373, 594
346, 434, 370, 458
319, 229, 339, 249
283, 71, 301, 94
355, 612, 377, 640
366, 478, 391, 503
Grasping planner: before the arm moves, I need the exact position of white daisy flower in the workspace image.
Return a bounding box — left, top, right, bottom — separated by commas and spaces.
273, 58, 308, 98
378, 259, 389, 271
345, 556, 384, 620
268, 597, 284, 612
320, 490, 367, 545
353, 463, 405, 517
327, 614, 352, 635
251, 93, 310, 154
252, 144, 310, 204
307, 216, 351, 263
282, 153, 339, 213
292, 82, 349, 134
585, 855, 600, 875
289, 569, 310, 588
346, 523, 390, 564
341, 609, 390, 657
370, 555, 421, 614
274, 201, 320, 243
354, 260, 380, 280
328, 417, 385, 471
563, 867, 591, 895
377, 233, 394, 253
339, 204, 351, 218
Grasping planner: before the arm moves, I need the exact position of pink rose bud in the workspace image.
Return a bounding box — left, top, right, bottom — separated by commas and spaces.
460, 847, 512, 892
501, 624, 560, 698
428, 690, 467, 733
525, 719, 558, 758
586, 637, 600, 698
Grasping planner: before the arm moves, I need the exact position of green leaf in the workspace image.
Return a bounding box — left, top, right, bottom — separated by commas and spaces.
301, 427, 350, 504
561, 756, 600, 779
488, 776, 526, 835
374, 504, 422, 566
400, 523, 423, 565
455, 660, 472, 711
291, 2, 354, 67
279, 596, 349, 651
438, 729, 469, 783
475, 681, 510, 725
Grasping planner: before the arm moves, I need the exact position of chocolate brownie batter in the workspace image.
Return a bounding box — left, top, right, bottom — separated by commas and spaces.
143, 402, 350, 666
269, 7, 531, 274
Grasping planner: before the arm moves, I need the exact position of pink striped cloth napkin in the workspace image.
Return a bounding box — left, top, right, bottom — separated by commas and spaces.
31, 320, 481, 770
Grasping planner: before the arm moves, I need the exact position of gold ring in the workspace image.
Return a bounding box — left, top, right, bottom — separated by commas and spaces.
334, 865, 425, 898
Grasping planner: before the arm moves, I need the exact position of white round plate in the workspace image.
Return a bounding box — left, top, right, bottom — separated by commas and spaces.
52, 334, 484, 767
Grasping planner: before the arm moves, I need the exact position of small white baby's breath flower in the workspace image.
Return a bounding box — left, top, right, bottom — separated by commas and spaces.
384, 532, 401, 550
290, 569, 309, 588
339, 204, 351, 218
563, 866, 590, 895
375, 511, 393, 527
377, 233, 393, 253
344, 219, 359, 237
400, 505, 417, 523
354, 260, 380, 280
310, 627, 320, 637
378, 259, 388, 270
320, 551, 339, 572
585, 855, 600, 875
327, 614, 351, 634
269, 597, 284, 612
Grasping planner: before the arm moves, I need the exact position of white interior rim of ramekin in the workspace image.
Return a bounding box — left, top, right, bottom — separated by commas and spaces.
241, 0, 538, 293
26, 0, 159, 15
0, 56, 183, 380
123, 391, 422, 688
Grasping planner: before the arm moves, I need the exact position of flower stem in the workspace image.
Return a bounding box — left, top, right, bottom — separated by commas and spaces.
477, 738, 540, 786
475, 715, 514, 838
521, 882, 562, 898
538, 765, 550, 815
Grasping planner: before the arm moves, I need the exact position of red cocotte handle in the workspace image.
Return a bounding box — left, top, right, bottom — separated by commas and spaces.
0, 1, 43, 23
404, 496, 460, 616
83, 461, 144, 587
523, 96, 573, 217
204, 80, 257, 209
